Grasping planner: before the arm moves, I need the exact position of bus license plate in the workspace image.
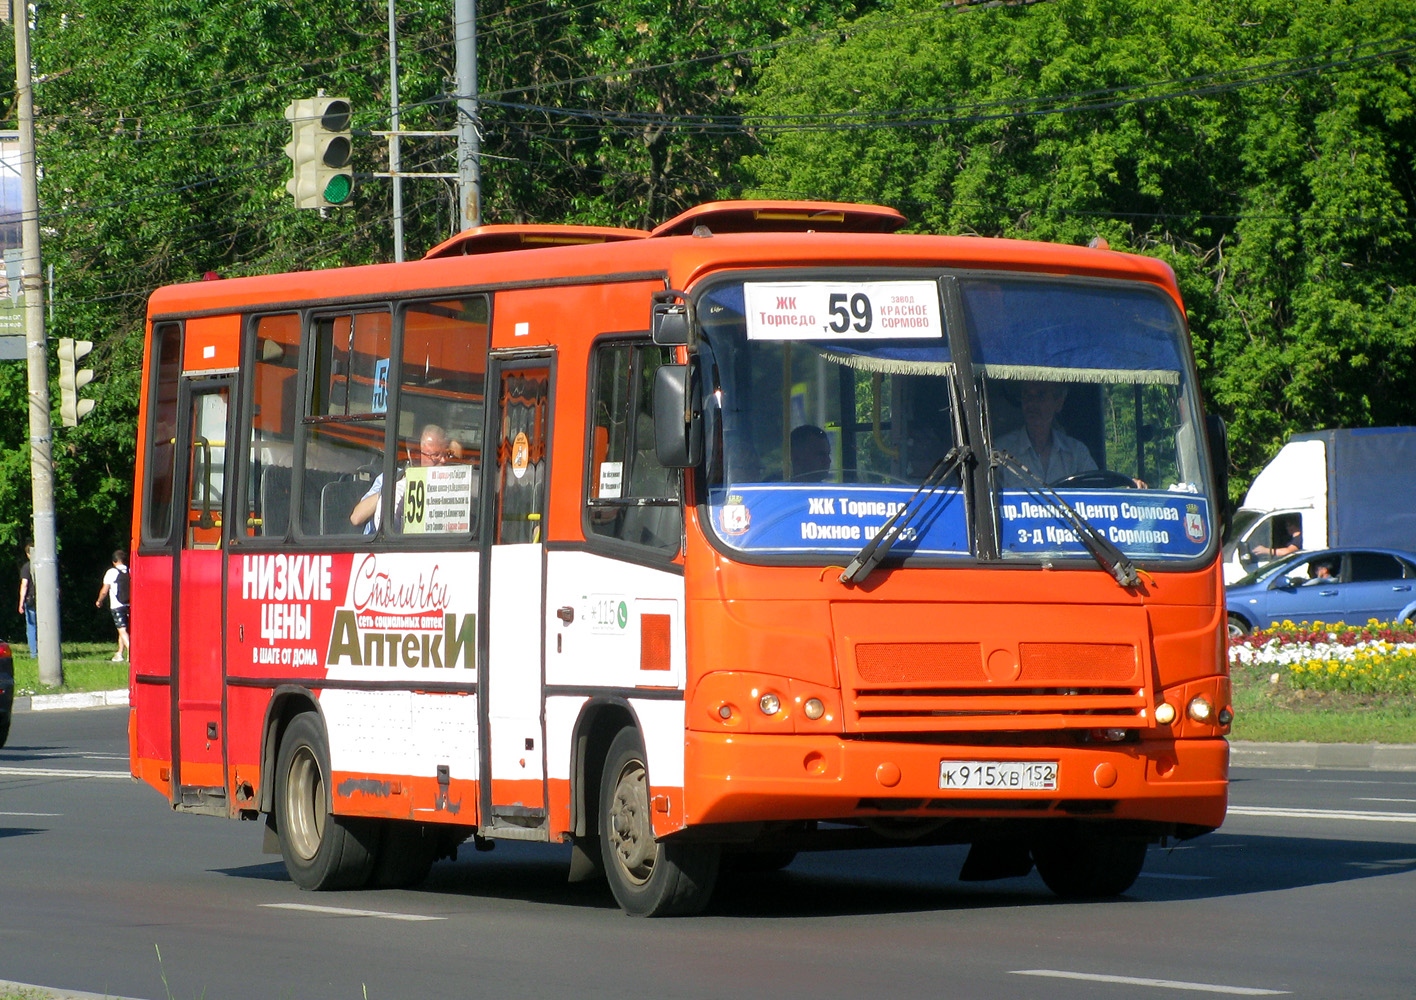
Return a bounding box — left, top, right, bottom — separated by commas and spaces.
939, 760, 1058, 791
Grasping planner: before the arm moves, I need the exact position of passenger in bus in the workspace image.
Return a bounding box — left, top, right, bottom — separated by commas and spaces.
790, 424, 833, 482
350, 423, 455, 532
994, 381, 1097, 487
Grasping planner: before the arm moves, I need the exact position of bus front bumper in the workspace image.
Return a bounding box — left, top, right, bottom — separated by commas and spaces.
682, 731, 1228, 831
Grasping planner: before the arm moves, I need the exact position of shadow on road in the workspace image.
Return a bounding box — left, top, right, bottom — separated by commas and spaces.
203, 831, 1416, 918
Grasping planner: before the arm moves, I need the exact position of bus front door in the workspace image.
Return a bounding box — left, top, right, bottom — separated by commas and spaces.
480, 358, 551, 835
170, 378, 232, 812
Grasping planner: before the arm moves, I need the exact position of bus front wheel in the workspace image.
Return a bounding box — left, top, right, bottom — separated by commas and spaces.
1031, 828, 1148, 899
598, 727, 720, 916
274, 712, 378, 890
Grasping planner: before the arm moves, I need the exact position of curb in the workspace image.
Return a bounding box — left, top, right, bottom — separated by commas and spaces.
13, 688, 130, 712
1229, 740, 1416, 772
0, 980, 143, 1000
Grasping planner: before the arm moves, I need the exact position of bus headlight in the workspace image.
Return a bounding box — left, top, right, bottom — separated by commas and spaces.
1187, 695, 1214, 723
758, 693, 781, 716
1154, 702, 1177, 725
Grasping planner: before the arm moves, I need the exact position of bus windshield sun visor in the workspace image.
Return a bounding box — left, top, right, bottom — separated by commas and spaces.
991, 449, 1140, 588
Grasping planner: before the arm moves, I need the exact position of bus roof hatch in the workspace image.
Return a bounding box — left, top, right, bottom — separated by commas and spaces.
649, 200, 907, 238
422, 224, 650, 259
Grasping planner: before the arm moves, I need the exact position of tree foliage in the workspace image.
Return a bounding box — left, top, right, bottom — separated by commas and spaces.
740, 0, 1416, 497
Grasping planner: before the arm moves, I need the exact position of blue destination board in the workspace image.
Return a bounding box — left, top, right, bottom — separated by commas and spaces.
999, 490, 1211, 559
708, 484, 969, 556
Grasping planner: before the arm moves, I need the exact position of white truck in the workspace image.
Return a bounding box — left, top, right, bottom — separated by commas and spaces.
1223, 427, 1416, 582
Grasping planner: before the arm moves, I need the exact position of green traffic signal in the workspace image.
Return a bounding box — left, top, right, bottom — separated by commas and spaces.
323, 174, 353, 205
283, 96, 354, 209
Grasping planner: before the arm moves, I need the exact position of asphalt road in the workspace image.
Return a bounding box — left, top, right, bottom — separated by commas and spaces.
2, 707, 1414, 1000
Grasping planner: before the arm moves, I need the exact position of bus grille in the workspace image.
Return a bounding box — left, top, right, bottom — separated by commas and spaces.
847, 640, 1146, 732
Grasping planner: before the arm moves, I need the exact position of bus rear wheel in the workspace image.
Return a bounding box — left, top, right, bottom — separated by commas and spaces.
599, 727, 720, 917
274, 712, 378, 890
1031, 828, 1148, 899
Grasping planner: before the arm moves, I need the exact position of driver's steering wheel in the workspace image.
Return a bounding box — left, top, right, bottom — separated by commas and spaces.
1051, 469, 1137, 489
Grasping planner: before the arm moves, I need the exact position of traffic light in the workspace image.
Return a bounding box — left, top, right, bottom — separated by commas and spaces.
57, 337, 95, 427
284, 97, 354, 209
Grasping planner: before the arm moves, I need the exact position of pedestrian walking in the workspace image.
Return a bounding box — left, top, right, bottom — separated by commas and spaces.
17, 541, 36, 655
95, 549, 131, 662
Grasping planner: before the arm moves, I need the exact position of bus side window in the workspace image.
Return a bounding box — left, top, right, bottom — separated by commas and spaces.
143, 321, 183, 545
247, 315, 300, 539
388, 298, 487, 539
585, 342, 681, 552
300, 311, 390, 537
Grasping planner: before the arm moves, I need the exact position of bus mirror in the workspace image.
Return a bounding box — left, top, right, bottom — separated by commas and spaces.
1205, 412, 1231, 535
653, 363, 702, 468
651, 291, 691, 346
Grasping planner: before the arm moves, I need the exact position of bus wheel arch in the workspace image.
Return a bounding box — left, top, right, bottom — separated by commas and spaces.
259, 687, 323, 817
598, 725, 720, 916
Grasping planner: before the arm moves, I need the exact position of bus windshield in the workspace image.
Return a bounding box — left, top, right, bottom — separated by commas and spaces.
698, 276, 966, 560
696, 272, 1214, 566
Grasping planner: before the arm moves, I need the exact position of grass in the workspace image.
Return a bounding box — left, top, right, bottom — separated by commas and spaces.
1229, 659, 1416, 742
10, 643, 129, 698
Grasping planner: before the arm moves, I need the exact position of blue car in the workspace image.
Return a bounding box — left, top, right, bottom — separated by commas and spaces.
1226, 546, 1416, 638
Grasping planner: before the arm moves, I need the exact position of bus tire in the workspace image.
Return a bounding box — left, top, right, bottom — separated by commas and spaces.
371, 820, 437, 889
598, 727, 720, 917
274, 712, 377, 891
1031, 828, 1147, 899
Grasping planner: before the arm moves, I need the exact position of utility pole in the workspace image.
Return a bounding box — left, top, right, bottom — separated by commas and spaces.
454, 0, 481, 227
388, 0, 405, 262
14, 5, 63, 686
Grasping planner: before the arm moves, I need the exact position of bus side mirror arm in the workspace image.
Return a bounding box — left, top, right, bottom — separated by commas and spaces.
653, 363, 702, 469
1205, 412, 1231, 537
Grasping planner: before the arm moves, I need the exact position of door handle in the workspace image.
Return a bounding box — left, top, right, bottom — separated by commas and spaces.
1394, 585, 1411, 592
556, 606, 575, 624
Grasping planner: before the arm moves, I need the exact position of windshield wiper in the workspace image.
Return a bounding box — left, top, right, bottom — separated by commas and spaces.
839, 445, 971, 586
991, 449, 1141, 588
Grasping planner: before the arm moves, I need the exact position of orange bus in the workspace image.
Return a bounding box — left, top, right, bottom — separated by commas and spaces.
129, 201, 1231, 915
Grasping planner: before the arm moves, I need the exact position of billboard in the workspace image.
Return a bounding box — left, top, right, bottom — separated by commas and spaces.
0, 132, 23, 360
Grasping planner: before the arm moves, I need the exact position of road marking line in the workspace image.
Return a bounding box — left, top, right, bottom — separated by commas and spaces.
0, 811, 61, 817
1137, 872, 1213, 881
0, 766, 129, 779
261, 903, 445, 922
1011, 970, 1288, 995
1354, 797, 1416, 804
1229, 805, 1416, 823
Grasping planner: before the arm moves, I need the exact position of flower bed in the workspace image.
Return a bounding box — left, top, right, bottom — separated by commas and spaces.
1229, 620, 1416, 695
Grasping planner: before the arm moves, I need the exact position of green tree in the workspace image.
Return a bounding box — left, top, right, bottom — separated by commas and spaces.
739, 0, 1416, 496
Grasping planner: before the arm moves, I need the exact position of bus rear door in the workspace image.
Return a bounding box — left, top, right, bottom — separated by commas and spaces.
170, 376, 232, 811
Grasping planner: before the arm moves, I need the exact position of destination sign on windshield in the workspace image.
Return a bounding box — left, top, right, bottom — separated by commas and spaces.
743, 280, 944, 340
